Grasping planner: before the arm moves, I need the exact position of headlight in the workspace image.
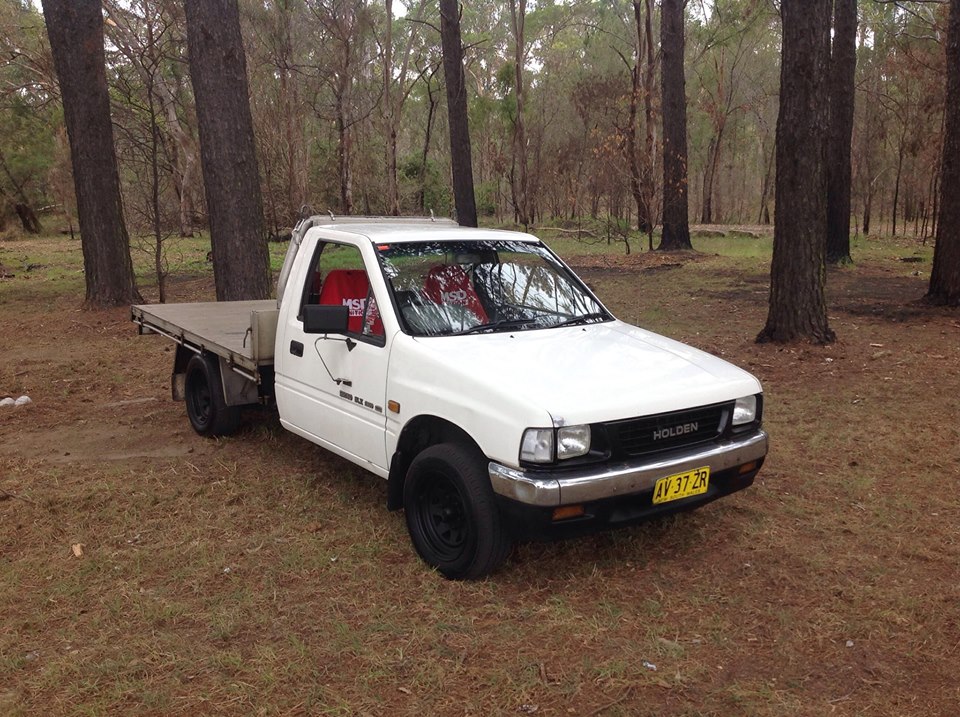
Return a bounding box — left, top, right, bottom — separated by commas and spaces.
732, 395, 758, 426
521, 428, 554, 463
521, 425, 591, 463
557, 425, 591, 459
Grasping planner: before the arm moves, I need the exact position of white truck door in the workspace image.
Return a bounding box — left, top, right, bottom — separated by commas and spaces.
275, 239, 390, 471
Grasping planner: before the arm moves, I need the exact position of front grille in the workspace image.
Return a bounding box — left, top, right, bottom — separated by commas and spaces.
607, 402, 731, 457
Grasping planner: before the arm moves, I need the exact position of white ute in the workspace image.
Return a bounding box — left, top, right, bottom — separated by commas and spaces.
132, 216, 768, 579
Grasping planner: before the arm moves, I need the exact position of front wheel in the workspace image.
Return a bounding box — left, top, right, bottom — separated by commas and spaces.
403, 442, 512, 580
184, 354, 241, 437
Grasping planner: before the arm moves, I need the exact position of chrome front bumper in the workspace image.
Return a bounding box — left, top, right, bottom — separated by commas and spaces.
488, 430, 768, 507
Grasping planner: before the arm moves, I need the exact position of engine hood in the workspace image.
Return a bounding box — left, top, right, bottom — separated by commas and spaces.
411, 320, 762, 426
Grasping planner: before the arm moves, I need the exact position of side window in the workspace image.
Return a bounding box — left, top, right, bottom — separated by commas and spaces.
301, 242, 384, 340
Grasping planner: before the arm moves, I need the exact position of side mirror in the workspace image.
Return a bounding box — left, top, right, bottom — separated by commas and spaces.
303, 304, 350, 335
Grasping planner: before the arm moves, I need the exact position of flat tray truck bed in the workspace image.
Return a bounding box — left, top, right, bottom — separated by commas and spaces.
131, 300, 278, 374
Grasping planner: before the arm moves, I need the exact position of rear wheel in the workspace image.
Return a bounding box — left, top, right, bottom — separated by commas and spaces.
403, 442, 512, 579
184, 354, 241, 436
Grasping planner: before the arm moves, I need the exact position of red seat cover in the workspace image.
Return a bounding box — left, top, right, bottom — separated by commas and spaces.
422, 265, 488, 323
318, 269, 371, 334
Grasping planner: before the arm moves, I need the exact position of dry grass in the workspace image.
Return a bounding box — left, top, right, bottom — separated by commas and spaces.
1, 230, 958, 716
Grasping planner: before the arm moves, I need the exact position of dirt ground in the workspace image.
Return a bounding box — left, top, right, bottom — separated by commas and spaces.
0, 234, 958, 716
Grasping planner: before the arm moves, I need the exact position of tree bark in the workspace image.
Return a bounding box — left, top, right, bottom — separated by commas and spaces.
440, 0, 478, 227
658, 0, 692, 251
928, 0, 960, 305
826, 0, 856, 263
757, 0, 835, 344
185, 0, 271, 301
42, 0, 140, 307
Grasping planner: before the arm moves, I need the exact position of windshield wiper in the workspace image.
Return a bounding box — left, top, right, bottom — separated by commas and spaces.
551, 312, 609, 329
454, 318, 539, 335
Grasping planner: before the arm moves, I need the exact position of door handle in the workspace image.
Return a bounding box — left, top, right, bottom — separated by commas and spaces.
290, 340, 304, 357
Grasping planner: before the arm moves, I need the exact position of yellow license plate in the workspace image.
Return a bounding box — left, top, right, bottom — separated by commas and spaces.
652, 466, 710, 505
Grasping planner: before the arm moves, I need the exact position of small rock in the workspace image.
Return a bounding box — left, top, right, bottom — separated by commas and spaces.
845, 640, 854, 648
222, 567, 231, 574
0, 397, 14, 408
14, 395, 32, 406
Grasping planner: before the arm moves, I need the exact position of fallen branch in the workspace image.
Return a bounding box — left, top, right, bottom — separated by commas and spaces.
0, 487, 35, 504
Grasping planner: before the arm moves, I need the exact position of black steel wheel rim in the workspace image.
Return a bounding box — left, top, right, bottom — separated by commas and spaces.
187, 373, 211, 427
415, 472, 470, 562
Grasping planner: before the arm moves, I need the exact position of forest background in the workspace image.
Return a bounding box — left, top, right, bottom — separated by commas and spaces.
0, 0, 948, 255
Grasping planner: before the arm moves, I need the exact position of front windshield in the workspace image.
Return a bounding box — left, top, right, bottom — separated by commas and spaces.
375, 239, 610, 337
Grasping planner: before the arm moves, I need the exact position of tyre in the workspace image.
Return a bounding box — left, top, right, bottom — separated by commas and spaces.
403, 442, 512, 580
184, 354, 241, 437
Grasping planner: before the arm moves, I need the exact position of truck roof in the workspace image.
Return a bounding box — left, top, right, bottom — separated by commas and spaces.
307, 219, 539, 244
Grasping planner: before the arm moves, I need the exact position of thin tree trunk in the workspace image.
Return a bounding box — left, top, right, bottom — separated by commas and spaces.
509, 0, 530, 228
700, 131, 723, 224
417, 77, 438, 214
758, 135, 775, 224
439, 0, 477, 226
625, 0, 653, 236
927, 0, 960, 305
0, 147, 41, 234
185, 0, 271, 301
42, 0, 140, 307
626, 48, 648, 234
336, 100, 354, 215
863, 184, 873, 235
643, 0, 656, 250
658, 0, 692, 250
757, 0, 835, 344
892, 140, 904, 237
383, 0, 399, 215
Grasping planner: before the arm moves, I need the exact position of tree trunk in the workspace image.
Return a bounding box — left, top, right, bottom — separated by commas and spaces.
383, 0, 399, 216
0, 147, 42, 234
700, 131, 722, 224
42, 0, 140, 307
509, 0, 530, 228
642, 0, 657, 249
626, 59, 648, 234
185, 0, 271, 301
626, 1, 652, 235
758, 135, 775, 225
757, 0, 834, 344
825, 0, 857, 264
418, 77, 439, 214
658, 0, 692, 250
892, 140, 904, 237
928, 0, 960, 305
440, 0, 478, 227
336, 98, 354, 215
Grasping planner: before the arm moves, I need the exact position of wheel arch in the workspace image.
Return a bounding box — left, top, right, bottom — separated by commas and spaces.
386, 414, 484, 511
